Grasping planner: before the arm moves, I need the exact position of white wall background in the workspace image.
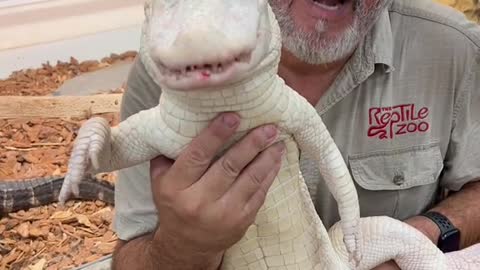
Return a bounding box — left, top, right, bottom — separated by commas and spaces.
0, 0, 145, 79
0, 0, 53, 8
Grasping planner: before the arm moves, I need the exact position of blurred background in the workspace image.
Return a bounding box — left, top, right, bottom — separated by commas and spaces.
435, 0, 479, 22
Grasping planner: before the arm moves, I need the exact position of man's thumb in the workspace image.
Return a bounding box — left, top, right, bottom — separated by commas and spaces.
150, 155, 174, 181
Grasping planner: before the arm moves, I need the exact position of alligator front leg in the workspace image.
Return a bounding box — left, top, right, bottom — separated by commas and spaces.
290, 102, 362, 266
58, 106, 163, 204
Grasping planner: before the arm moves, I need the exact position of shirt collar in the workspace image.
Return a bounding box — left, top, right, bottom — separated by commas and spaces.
370, 9, 395, 73
315, 8, 395, 113
348, 8, 395, 84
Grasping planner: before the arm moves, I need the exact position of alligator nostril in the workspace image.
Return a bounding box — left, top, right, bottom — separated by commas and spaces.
186, 66, 192, 71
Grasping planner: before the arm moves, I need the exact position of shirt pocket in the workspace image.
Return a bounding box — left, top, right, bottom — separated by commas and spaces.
348, 142, 444, 191
347, 143, 445, 219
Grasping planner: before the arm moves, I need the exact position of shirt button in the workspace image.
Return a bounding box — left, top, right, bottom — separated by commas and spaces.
393, 172, 405, 186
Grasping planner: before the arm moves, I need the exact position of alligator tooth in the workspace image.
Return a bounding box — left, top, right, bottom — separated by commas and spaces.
225, 57, 234, 65
238, 52, 251, 62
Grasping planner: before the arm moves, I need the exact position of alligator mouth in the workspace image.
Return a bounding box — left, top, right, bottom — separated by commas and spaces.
158, 51, 252, 80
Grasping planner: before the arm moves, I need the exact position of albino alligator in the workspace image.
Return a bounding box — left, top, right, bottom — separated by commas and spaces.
0, 176, 114, 217
58, 0, 480, 269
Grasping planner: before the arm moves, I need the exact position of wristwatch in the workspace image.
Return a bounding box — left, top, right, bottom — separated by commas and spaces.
421, 211, 461, 253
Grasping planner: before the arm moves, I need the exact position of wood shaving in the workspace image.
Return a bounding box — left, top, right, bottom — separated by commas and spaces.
0, 51, 130, 269
0, 201, 116, 270
0, 114, 119, 181
0, 51, 136, 96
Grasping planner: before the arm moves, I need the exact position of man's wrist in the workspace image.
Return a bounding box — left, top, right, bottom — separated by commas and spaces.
150, 228, 224, 270
404, 215, 441, 245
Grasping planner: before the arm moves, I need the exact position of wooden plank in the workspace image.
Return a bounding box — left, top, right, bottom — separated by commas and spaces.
73, 255, 112, 270
0, 94, 123, 119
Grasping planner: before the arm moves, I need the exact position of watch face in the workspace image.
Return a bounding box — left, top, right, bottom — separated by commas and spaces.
440, 230, 461, 253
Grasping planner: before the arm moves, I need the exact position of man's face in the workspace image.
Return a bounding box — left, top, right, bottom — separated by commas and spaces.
269, 0, 390, 65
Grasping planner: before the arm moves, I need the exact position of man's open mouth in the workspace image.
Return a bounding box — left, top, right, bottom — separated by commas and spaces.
312, 0, 350, 10
305, 0, 354, 21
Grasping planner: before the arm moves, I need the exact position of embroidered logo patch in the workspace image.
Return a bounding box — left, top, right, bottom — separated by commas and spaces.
368, 104, 430, 139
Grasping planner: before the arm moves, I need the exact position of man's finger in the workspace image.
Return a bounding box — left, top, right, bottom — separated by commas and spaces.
169, 112, 240, 190
372, 261, 400, 270
150, 155, 174, 181
224, 141, 285, 212
149, 155, 174, 205
243, 165, 279, 221
196, 124, 279, 200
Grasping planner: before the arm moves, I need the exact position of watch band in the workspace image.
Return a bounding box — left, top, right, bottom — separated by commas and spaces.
421, 211, 454, 233
420, 211, 460, 252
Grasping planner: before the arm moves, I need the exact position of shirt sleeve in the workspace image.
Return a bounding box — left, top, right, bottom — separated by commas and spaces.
440, 49, 480, 191
112, 56, 162, 241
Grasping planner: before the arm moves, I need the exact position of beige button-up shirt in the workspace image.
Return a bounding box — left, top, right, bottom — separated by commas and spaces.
113, 0, 480, 240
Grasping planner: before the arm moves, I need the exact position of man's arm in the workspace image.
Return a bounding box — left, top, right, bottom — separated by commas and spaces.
112, 232, 223, 270
408, 48, 480, 250
411, 47, 480, 249
406, 180, 480, 248
372, 180, 480, 270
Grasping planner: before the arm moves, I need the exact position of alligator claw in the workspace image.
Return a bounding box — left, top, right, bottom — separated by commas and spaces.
58, 117, 109, 204
344, 228, 363, 268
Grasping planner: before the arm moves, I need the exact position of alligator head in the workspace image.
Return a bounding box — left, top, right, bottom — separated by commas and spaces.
139, 0, 280, 91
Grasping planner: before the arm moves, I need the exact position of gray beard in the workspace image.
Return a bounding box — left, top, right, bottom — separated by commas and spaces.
269, 0, 390, 65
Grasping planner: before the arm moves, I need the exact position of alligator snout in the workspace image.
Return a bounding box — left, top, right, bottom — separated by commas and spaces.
151, 25, 256, 72
144, 0, 268, 89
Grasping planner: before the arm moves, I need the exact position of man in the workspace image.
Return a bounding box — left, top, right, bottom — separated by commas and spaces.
111, 0, 480, 269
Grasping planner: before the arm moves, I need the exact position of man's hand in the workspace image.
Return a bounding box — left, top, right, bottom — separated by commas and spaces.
148, 112, 285, 268
371, 261, 400, 270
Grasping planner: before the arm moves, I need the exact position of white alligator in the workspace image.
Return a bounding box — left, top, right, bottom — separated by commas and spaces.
58, 0, 480, 269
